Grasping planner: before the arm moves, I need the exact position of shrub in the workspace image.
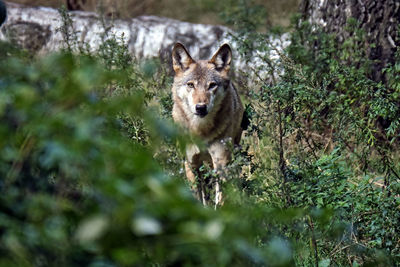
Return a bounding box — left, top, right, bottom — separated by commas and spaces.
220, 1, 400, 265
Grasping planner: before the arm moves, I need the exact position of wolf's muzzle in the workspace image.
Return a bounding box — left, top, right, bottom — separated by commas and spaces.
195, 104, 208, 117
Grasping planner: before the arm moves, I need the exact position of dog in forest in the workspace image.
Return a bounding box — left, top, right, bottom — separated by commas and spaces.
171, 42, 244, 207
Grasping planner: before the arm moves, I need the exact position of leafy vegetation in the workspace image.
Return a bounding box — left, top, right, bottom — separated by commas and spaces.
223, 3, 400, 265
0, 1, 399, 266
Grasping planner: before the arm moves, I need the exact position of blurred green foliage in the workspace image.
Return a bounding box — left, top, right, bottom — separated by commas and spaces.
0, 41, 300, 266
0, 8, 305, 263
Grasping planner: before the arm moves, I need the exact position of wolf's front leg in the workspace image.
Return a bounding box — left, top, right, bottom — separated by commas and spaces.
185, 144, 202, 182
185, 144, 208, 205
184, 161, 207, 205
208, 141, 231, 207
208, 141, 231, 178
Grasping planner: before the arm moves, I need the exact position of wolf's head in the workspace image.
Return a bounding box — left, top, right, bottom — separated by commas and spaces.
172, 43, 232, 119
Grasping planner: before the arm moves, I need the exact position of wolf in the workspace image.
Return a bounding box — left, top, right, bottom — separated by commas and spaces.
171, 42, 244, 207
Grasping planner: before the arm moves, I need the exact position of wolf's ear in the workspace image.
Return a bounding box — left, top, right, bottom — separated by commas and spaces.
172, 43, 194, 73
210, 44, 232, 71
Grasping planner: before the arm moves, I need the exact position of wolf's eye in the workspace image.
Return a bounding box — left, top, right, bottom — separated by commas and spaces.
208, 82, 218, 90
187, 82, 194, 88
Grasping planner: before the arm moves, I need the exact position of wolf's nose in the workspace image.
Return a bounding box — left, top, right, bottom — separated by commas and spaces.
195, 104, 208, 117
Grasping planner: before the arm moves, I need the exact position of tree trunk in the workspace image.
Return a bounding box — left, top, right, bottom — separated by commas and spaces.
300, 0, 400, 82
0, 1, 6, 26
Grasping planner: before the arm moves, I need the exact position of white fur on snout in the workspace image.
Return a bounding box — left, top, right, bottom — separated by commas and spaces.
187, 90, 197, 114
188, 86, 223, 116
191, 89, 226, 137
176, 84, 226, 132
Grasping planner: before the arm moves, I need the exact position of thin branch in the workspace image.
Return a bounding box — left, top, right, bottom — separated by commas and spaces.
307, 215, 319, 267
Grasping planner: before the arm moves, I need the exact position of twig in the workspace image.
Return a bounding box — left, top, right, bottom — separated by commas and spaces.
6, 134, 35, 185
277, 100, 292, 205
307, 215, 319, 267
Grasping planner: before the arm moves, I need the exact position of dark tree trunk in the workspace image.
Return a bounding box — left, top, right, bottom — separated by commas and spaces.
0, 1, 6, 26
300, 0, 400, 82
67, 0, 87, 11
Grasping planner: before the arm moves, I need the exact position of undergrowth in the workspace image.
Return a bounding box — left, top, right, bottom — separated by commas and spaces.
223, 2, 400, 265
